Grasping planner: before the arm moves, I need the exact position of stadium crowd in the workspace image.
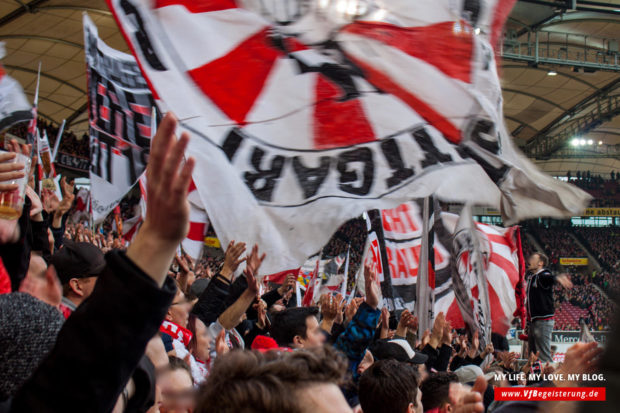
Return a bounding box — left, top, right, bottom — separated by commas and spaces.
534, 227, 587, 270
573, 227, 619, 271
554, 281, 614, 331
0, 116, 615, 412
5, 118, 90, 161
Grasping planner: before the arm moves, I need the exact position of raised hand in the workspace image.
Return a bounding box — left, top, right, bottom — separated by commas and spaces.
60, 176, 74, 199
333, 293, 345, 325
215, 329, 229, 356
126, 112, 195, 287
458, 336, 468, 357
481, 342, 494, 358
245, 244, 266, 280
498, 351, 517, 370
454, 376, 487, 413
175, 253, 192, 275
41, 188, 60, 213
379, 307, 390, 339
363, 263, 380, 309
396, 309, 413, 338
429, 312, 445, 349
320, 294, 340, 322
521, 350, 540, 374
344, 298, 362, 325
5, 140, 35, 190
142, 113, 194, 244
254, 299, 269, 330
244, 247, 264, 296
53, 177, 76, 220
468, 331, 480, 358
555, 342, 603, 387
175, 254, 196, 293
441, 321, 453, 346
277, 273, 296, 296
421, 329, 431, 348
556, 273, 573, 289
0, 150, 27, 192
221, 241, 246, 279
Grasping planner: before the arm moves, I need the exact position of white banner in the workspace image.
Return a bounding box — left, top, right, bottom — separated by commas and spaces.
84, 14, 158, 223
107, 0, 590, 274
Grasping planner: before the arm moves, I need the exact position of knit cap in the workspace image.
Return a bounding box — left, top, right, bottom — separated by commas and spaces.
0, 292, 64, 400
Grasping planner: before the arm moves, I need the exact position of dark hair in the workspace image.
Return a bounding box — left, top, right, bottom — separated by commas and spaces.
359, 360, 420, 413
420, 372, 459, 411
195, 346, 347, 413
187, 314, 200, 356
533, 252, 549, 267
270, 307, 319, 347
167, 356, 194, 385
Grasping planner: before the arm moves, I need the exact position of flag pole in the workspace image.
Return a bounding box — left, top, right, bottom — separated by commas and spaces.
416, 197, 434, 334
51, 119, 66, 162
34, 61, 41, 107
341, 243, 350, 297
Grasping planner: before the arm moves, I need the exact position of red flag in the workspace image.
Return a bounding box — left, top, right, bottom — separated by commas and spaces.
302, 256, 321, 307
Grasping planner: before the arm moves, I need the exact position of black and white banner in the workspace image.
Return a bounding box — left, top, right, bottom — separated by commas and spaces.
84, 14, 157, 223
364, 201, 524, 337
55, 151, 90, 176
364, 201, 451, 316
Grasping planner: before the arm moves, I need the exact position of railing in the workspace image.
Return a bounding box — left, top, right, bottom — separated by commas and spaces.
502, 30, 620, 72
524, 94, 620, 157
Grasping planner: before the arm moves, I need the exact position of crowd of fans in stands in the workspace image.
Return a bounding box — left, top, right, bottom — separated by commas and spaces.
554, 272, 614, 331
573, 227, 619, 271
0, 117, 616, 412
535, 227, 587, 270
567, 170, 618, 189
565, 170, 619, 207
5, 117, 89, 160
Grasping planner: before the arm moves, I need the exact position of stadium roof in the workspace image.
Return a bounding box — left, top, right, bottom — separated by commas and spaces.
1, 0, 619, 171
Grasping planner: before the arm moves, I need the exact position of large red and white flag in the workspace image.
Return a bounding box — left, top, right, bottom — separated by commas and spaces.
181, 179, 210, 259
107, 0, 589, 274
440, 210, 525, 336
365, 201, 524, 336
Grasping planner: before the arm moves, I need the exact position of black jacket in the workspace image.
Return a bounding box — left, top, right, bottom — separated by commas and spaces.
421, 343, 452, 372
526, 269, 555, 321
192, 273, 232, 326
10, 250, 176, 413
191, 273, 284, 328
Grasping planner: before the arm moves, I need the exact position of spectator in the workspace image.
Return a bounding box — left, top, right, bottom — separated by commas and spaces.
271, 307, 325, 348
420, 372, 467, 412
52, 241, 105, 319
158, 356, 194, 413
359, 359, 422, 413
195, 346, 352, 413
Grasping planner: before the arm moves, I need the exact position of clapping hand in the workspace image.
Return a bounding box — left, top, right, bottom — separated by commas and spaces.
221, 241, 246, 279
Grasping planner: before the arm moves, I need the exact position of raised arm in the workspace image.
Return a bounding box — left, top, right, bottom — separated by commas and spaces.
217, 245, 265, 330
11, 112, 194, 412
126, 113, 195, 287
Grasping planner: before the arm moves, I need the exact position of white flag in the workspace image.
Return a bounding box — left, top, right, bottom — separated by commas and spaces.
107, 0, 589, 274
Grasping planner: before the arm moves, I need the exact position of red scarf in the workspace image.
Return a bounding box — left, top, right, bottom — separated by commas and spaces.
160, 320, 193, 348
0, 257, 10, 294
